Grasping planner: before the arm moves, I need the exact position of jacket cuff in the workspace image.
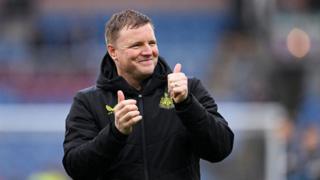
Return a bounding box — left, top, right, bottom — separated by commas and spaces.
92, 122, 128, 157
174, 94, 192, 109
111, 122, 129, 141
174, 94, 207, 126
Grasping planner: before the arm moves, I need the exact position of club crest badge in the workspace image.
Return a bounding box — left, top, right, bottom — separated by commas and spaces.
105, 105, 115, 115
159, 92, 174, 109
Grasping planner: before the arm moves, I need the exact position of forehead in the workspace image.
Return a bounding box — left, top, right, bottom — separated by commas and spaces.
116, 23, 156, 43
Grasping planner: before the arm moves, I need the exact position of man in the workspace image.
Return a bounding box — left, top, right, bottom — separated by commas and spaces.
63, 9, 234, 180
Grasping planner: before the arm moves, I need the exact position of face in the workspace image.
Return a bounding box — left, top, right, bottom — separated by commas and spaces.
108, 23, 159, 82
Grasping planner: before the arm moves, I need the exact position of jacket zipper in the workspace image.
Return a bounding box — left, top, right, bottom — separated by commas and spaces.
138, 94, 149, 180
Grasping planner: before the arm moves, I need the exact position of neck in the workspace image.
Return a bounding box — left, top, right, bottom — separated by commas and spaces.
127, 78, 142, 90
121, 74, 142, 90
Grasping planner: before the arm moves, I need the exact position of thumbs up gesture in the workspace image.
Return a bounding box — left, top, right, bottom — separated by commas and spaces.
114, 90, 142, 135
168, 63, 188, 103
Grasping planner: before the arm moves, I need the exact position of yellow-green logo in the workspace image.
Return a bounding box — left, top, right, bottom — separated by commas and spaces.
159, 92, 174, 109
105, 105, 115, 115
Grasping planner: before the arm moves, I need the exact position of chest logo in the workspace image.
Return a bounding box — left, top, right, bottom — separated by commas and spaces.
159, 92, 174, 109
105, 105, 115, 115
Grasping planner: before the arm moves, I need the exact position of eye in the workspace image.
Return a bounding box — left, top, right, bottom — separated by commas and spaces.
149, 41, 157, 46
130, 44, 140, 48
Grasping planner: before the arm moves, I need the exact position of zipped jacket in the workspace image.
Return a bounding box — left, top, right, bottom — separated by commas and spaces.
63, 53, 234, 180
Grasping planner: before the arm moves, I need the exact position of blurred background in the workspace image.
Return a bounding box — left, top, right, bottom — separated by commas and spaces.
0, 0, 320, 179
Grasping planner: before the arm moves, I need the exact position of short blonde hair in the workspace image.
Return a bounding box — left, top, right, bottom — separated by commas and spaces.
105, 9, 154, 45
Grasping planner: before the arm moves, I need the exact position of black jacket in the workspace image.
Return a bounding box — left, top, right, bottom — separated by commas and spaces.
63, 53, 234, 180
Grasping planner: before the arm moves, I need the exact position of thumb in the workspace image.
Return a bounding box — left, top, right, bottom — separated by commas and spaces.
173, 63, 182, 73
117, 90, 125, 103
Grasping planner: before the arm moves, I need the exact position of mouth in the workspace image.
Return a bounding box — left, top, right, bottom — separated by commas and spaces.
137, 58, 154, 66
138, 59, 153, 62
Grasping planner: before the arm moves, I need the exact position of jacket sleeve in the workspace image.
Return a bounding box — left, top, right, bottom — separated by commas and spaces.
62, 91, 128, 179
174, 78, 234, 162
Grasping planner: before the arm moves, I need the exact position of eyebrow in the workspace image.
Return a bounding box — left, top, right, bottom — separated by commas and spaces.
127, 39, 157, 47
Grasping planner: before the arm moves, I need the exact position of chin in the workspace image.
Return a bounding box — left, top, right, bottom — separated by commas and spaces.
140, 68, 155, 77
144, 69, 155, 76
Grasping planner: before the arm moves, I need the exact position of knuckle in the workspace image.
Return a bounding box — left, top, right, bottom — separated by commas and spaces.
129, 111, 138, 117
123, 105, 130, 112
131, 105, 137, 111
127, 112, 134, 118
114, 113, 120, 119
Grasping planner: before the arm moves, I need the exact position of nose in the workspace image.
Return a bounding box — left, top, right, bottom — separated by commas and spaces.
141, 44, 152, 56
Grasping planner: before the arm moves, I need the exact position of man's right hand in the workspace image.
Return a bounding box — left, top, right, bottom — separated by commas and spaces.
114, 90, 142, 135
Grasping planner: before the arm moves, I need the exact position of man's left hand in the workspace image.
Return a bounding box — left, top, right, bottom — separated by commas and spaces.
168, 63, 188, 103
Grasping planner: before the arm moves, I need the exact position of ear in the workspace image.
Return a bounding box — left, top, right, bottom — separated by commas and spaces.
107, 44, 117, 61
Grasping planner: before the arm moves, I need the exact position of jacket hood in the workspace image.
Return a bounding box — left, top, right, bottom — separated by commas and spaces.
96, 52, 171, 95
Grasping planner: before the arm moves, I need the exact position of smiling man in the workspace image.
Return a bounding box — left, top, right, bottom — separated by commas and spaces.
62, 10, 234, 180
